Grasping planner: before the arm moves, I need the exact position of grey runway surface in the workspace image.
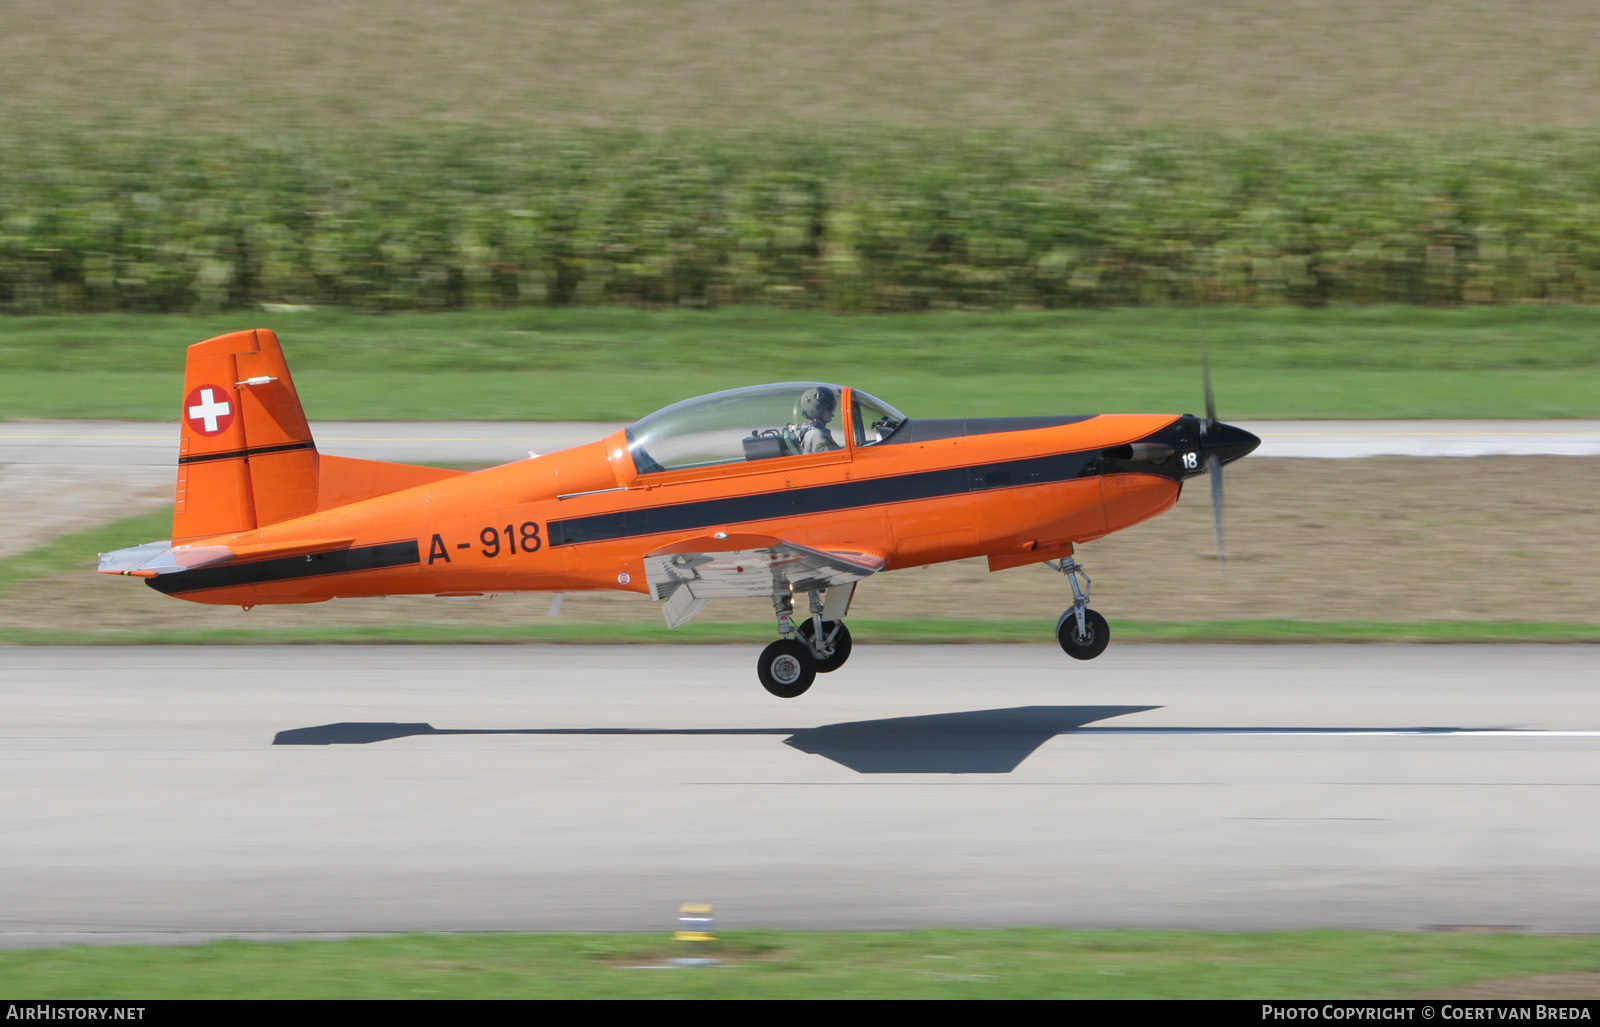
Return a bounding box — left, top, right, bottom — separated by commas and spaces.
4, 420, 1599, 467
14, 420, 1586, 553
3, 644, 1597, 946
0, 421, 627, 468
0, 422, 616, 554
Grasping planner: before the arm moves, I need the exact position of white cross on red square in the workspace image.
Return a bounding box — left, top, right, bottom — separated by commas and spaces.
184, 385, 234, 436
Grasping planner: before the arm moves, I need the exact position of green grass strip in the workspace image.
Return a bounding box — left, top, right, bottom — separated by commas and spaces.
6, 619, 1600, 647
2, 929, 1598, 999
0, 508, 172, 596
3, 306, 1600, 419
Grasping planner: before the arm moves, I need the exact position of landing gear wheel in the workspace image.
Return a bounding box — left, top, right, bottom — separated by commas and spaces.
796, 620, 853, 673
1056, 608, 1110, 661
757, 638, 817, 697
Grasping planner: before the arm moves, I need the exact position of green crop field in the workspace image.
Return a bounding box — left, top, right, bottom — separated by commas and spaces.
7, 131, 1600, 314
4, 2, 1600, 315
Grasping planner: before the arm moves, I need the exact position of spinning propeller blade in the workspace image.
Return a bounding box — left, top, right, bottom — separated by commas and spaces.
1208, 452, 1225, 575
1199, 335, 1227, 574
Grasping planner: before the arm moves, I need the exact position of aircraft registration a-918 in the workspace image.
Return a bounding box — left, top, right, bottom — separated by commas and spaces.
100, 329, 1259, 697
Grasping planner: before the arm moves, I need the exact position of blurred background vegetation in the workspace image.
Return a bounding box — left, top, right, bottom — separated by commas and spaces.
5, 0, 1600, 316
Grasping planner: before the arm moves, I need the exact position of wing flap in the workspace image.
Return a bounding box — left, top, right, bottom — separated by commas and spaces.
643, 535, 885, 629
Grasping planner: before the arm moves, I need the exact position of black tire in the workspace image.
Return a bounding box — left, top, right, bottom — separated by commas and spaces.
757, 638, 817, 697
796, 619, 853, 673
1056, 608, 1110, 661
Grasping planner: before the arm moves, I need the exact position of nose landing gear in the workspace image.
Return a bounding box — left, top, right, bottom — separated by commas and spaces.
1056, 606, 1110, 660
1048, 556, 1109, 660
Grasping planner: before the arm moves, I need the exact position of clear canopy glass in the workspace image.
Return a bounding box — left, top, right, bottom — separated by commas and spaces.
625, 382, 905, 474
851, 390, 906, 448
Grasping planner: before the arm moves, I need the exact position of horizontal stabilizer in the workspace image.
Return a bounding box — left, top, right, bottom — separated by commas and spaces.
316, 455, 466, 510
100, 537, 354, 577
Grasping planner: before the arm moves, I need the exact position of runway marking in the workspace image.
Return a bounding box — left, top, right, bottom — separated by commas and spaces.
691, 781, 1600, 786
1, 433, 173, 440
1063, 728, 1600, 737
272, 722, 1600, 746
1267, 430, 1598, 437
268, 716, 1600, 779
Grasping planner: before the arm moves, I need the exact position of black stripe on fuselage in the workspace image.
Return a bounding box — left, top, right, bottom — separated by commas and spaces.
548, 448, 1106, 547
178, 440, 318, 465
145, 540, 421, 595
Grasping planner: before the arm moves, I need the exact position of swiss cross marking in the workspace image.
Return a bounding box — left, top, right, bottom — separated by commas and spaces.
184, 385, 234, 436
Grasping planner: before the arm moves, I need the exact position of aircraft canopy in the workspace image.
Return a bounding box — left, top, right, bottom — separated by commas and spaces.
626, 382, 905, 474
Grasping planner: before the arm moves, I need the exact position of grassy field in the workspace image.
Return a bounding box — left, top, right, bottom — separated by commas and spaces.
6, 1, 1600, 135
4, 306, 1599, 420
4, 929, 1599, 999
6, 455, 1597, 644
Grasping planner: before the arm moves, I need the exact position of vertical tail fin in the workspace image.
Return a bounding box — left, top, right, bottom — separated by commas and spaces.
174, 329, 319, 542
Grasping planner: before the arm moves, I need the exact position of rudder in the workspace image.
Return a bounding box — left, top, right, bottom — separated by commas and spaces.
174, 329, 319, 542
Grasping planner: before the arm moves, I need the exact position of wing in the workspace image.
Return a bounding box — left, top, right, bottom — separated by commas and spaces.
643, 532, 885, 629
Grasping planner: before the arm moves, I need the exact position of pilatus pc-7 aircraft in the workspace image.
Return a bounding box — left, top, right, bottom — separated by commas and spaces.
101, 329, 1259, 697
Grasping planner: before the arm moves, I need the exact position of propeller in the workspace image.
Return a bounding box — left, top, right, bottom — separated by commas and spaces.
1102, 309, 1258, 571
1199, 336, 1227, 575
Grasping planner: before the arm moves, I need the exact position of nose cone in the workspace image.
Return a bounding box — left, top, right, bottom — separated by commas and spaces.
1203, 421, 1260, 466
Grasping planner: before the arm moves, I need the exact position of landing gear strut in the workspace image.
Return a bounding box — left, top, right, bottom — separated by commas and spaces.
757, 588, 853, 697
797, 618, 852, 673
797, 585, 852, 673
1049, 556, 1110, 660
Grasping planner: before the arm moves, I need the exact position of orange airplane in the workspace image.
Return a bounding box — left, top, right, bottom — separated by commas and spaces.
100, 329, 1259, 697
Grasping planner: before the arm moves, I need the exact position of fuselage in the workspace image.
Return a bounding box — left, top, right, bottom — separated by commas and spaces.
148, 402, 1254, 607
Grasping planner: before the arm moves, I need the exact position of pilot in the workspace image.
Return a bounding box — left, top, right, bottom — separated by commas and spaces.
795, 386, 841, 453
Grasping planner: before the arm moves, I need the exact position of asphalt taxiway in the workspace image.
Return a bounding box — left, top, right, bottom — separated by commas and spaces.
12, 419, 1589, 559
3, 644, 1596, 945
4, 419, 1600, 467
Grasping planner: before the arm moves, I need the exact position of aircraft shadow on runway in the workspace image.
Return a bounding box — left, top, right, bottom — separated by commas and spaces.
271, 705, 1162, 773
273, 707, 1475, 772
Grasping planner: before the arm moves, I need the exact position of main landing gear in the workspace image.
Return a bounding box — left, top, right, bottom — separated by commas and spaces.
757, 588, 854, 697
1049, 556, 1110, 660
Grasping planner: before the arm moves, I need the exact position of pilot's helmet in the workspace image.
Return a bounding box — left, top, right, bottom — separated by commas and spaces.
800, 386, 837, 421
